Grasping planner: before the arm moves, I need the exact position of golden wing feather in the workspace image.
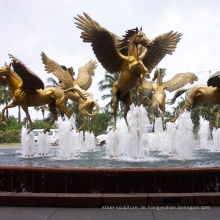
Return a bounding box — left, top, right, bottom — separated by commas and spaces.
142, 78, 154, 92
74, 13, 125, 74
41, 52, 73, 88
140, 31, 182, 73
165, 72, 198, 92
8, 54, 44, 90
76, 60, 98, 91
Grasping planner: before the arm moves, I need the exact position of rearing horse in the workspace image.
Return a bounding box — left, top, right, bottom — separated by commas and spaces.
111, 28, 150, 130
75, 12, 182, 131
0, 55, 86, 133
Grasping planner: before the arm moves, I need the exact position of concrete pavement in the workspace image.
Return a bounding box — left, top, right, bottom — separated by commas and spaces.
0, 206, 220, 220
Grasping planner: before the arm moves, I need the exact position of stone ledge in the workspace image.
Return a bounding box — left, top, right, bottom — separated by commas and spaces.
1, 192, 220, 207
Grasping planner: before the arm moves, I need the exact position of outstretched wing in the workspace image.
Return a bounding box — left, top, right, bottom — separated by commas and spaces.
41, 52, 73, 88
76, 60, 98, 91
74, 13, 125, 74
165, 72, 198, 92
142, 79, 154, 92
140, 31, 182, 73
8, 54, 44, 90
207, 71, 220, 88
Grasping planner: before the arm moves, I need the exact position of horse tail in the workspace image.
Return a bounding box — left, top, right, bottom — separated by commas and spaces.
165, 88, 188, 105
63, 87, 88, 101
85, 101, 100, 117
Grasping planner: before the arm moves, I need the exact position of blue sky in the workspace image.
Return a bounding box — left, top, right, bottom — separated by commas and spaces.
1, 0, 220, 119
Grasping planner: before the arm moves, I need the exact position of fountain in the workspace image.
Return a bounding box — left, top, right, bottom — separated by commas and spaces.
9, 105, 219, 168
198, 116, 211, 149
1, 105, 220, 205
21, 127, 35, 157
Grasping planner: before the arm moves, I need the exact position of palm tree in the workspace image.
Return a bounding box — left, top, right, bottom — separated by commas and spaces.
34, 105, 49, 120
98, 71, 120, 108
46, 77, 60, 87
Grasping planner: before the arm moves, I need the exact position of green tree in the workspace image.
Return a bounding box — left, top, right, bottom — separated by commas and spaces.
34, 105, 49, 120
0, 85, 12, 118
98, 71, 120, 108
92, 108, 113, 136
46, 77, 60, 87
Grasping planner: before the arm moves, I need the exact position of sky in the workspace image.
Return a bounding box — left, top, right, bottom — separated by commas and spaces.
1, 0, 220, 120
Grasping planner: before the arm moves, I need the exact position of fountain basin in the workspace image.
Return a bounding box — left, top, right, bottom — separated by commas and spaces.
1, 165, 220, 194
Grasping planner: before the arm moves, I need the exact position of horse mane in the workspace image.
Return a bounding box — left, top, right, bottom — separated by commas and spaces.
152, 68, 166, 81
117, 28, 139, 52
152, 68, 159, 81
61, 65, 67, 70
61, 65, 75, 77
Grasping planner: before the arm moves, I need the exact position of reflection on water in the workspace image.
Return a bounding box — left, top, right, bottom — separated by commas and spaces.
0, 147, 220, 168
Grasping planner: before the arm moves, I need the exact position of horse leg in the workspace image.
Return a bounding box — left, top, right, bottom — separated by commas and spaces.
21, 105, 35, 134
216, 110, 220, 128
44, 103, 58, 133
152, 113, 155, 133
1, 102, 17, 127
57, 103, 72, 119
56, 95, 72, 119
169, 105, 186, 122
77, 111, 88, 133
123, 91, 132, 130
87, 102, 95, 133
160, 104, 166, 131
162, 110, 165, 131
111, 83, 119, 131
136, 74, 143, 106
89, 116, 94, 133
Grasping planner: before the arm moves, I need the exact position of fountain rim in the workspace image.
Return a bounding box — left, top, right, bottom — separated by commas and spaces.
1, 165, 220, 172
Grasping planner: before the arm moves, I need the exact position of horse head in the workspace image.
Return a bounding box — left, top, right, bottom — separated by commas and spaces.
133, 27, 151, 48
0, 62, 12, 76
152, 68, 166, 83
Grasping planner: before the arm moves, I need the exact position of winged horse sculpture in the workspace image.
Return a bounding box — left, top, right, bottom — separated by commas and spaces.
0, 54, 86, 133
167, 71, 220, 123
41, 52, 99, 133
142, 68, 198, 132
74, 12, 182, 131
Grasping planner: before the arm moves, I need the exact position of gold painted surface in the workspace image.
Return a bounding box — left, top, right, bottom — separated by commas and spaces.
169, 85, 220, 123
143, 68, 197, 132
0, 55, 84, 133
41, 52, 99, 133
74, 13, 182, 130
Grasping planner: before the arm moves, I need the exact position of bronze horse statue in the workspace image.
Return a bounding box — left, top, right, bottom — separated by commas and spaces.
142, 68, 197, 132
74, 12, 182, 131
41, 52, 99, 133
0, 54, 86, 133
167, 72, 220, 123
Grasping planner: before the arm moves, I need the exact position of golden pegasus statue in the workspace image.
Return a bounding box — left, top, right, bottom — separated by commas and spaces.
0, 54, 86, 133
74, 12, 182, 131
142, 68, 198, 132
41, 52, 100, 133
167, 71, 220, 123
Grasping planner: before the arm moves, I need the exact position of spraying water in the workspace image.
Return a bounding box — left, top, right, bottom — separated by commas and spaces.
37, 132, 50, 156
212, 128, 220, 151
19, 105, 220, 165
198, 116, 211, 149
21, 127, 35, 157
106, 104, 150, 159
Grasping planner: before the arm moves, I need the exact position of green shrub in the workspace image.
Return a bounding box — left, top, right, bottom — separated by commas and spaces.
0, 130, 21, 143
